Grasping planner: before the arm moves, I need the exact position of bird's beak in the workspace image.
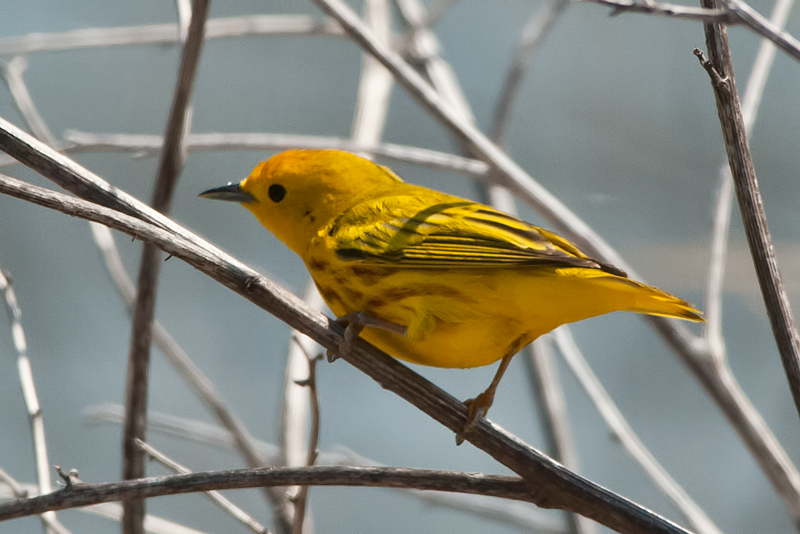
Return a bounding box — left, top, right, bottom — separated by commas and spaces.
199, 182, 255, 203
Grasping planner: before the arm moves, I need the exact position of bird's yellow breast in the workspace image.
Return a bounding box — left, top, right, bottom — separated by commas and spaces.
303, 237, 621, 368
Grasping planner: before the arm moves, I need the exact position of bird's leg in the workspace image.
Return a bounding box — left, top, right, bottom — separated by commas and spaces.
326, 312, 407, 362
456, 349, 516, 445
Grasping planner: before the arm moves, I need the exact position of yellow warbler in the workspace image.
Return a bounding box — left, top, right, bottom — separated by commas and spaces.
201, 149, 702, 439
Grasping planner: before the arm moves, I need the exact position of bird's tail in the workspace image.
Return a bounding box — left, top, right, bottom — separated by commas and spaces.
616, 277, 704, 322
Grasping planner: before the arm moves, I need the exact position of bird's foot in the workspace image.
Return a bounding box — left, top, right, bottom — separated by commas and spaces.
326, 312, 406, 362
455, 390, 495, 445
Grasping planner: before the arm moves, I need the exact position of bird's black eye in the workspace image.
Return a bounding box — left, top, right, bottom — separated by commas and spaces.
268, 184, 286, 203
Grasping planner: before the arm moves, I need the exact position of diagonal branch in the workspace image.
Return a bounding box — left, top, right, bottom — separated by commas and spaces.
553, 328, 722, 534
0, 173, 692, 533
136, 440, 270, 534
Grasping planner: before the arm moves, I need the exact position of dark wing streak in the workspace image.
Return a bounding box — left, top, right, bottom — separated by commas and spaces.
331, 198, 627, 276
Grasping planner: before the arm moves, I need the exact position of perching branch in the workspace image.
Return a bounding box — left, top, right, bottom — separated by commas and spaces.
0, 478, 208, 534
0, 172, 692, 533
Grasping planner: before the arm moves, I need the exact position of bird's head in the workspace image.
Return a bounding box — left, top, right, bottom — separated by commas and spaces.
200, 149, 403, 256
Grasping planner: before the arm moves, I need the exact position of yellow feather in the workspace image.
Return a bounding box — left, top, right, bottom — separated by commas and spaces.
202, 150, 702, 379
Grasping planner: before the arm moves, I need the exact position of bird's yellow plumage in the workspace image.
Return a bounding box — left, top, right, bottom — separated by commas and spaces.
201, 149, 702, 438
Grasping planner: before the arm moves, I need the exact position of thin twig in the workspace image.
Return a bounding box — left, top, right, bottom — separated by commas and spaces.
136, 439, 270, 534
582, 0, 800, 62
0, 174, 692, 533
0, 57, 57, 145
122, 2, 209, 532
85, 405, 568, 533
89, 222, 282, 486
350, 0, 393, 156
696, 0, 800, 447
525, 339, 591, 534
52, 131, 489, 177
0, 15, 343, 57
290, 353, 322, 534
395, 0, 458, 54
396, 0, 475, 128
721, 0, 800, 62
0, 467, 28, 499
0, 270, 68, 534
553, 328, 722, 534
278, 292, 316, 499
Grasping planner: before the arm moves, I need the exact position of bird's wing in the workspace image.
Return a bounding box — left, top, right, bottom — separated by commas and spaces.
327, 195, 626, 276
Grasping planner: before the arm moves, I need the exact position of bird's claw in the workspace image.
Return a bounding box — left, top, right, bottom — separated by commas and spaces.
455, 391, 495, 445
327, 314, 367, 362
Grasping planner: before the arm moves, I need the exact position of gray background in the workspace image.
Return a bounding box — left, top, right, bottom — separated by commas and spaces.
1, 0, 799, 532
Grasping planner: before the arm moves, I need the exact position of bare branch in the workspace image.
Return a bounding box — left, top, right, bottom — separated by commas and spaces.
703, 0, 795, 360
0, 174, 692, 533
488, 0, 570, 147
0, 57, 57, 145
585, 0, 735, 21
121, 2, 209, 532
582, 0, 800, 62
0, 465, 533, 522
696, 0, 800, 436
136, 440, 269, 534
721, 0, 800, 62
525, 339, 592, 534
0, 467, 28, 499
84, 405, 570, 533
44, 131, 491, 177
0, 15, 343, 57
278, 289, 317, 497
290, 352, 322, 534
1, 482, 211, 534
0, 270, 68, 534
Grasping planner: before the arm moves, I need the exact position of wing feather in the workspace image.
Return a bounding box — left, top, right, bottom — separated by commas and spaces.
329, 195, 626, 276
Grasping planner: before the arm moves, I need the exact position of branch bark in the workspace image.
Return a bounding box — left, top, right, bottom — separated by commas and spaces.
121, 2, 209, 532
0, 465, 532, 521
696, 0, 800, 436
0, 173, 692, 533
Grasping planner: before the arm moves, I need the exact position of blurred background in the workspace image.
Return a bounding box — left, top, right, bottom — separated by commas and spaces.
1, 0, 799, 532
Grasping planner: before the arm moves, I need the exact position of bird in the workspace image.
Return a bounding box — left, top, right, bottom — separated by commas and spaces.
200, 149, 703, 443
